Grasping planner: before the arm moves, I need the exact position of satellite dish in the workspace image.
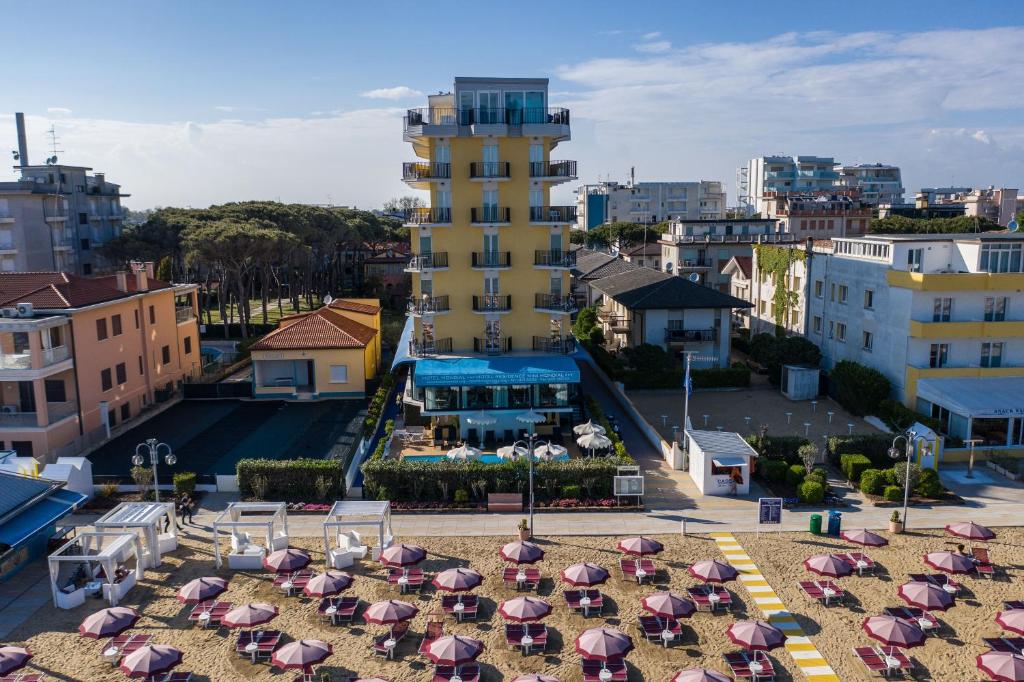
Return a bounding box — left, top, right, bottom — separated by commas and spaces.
688, 273, 701, 283
323, 294, 334, 305
1010, 219, 1019, 233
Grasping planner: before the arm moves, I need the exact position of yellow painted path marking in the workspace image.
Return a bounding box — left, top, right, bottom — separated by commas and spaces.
711, 532, 840, 682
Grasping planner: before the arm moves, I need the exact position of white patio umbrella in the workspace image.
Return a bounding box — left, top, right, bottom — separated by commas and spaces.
577, 431, 612, 457
466, 410, 497, 448
497, 444, 529, 460
573, 420, 606, 436
447, 443, 482, 461
517, 410, 547, 426
533, 443, 568, 461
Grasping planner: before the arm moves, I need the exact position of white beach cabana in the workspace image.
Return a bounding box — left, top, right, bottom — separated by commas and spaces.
322, 500, 393, 567
48, 531, 144, 609
93, 501, 177, 568
211, 502, 289, 569
685, 429, 759, 496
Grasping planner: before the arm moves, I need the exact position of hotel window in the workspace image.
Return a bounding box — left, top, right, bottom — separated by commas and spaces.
134, 309, 140, 328
838, 285, 848, 304
981, 342, 1004, 368
933, 298, 952, 322
980, 243, 1023, 273
329, 365, 349, 384
184, 336, 192, 354
161, 345, 171, 364
984, 297, 1007, 322
929, 343, 949, 368
121, 404, 130, 421
828, 321, 834, 338
481, 142, 498, 176
812, 316, 822, 334
96, 318, 108, 341
907, 248, 923, 272
116, 362, 126, 385
149, 305, 155, 324
138, 355, 143, 374
44, 379, 66, 402
836, 322, 847, 342
112, 314, 122, 336
862, 331, 874, 351
814, 280, 823, 298
830, 283, 836, 302
529, 189, 543, 209
101, 368, 113, 391
863, 289, 874, 309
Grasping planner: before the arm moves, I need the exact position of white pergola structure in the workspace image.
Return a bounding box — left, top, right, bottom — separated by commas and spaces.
94, 501, 177, 569
211, 502, 289, 569
323, 501, 393, 566
48, 532, 144, 609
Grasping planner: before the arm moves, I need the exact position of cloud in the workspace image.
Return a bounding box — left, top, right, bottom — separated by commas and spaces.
634, 40, 672, 53
360, 86, 423, 100
642, 31, 662, 40
214, 105, 237, 112
47, 107, 72, 116
596, 29, 623, 36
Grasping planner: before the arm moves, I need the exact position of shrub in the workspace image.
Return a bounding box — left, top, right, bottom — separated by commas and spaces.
915, 467, 943, 498
758, 459, 789, 484
453, 489, 470, 503
362, 374, 396, 438
840, 454, 873, 484
748, 334, 822, 385
883, 485, 904, 502
131, 465, 153, 497
877, 399, 943, 434
561, 484, 582, 500
805, 469, 828, 486
894, 462, 921, 493
237, 459, 345, 502
96, 481, 120, 500
786, 464, 806, 487
798, 442, 820, 473
746, 435, 809, 463
691, 364, 751, 389
859, 468, 885, 495
827, 435, 896, 468
375, 485, 391, 502
830, 361, 891, 416
172, 471, 197, 495
882, 467, 899, 486
798, 480, 825, 504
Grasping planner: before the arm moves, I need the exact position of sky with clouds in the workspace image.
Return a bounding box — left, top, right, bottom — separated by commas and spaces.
3, 1, 1022, 210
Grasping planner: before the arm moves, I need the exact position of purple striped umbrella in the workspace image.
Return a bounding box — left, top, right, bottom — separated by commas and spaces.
432, 567, 483, 593
575, 627, 634, 662
945, 522, 996, 542
977, 651, 1024, 682
262, 547, 311, 573
560, 563, 609, 587
998, 609, 1024, 635
379, 544, 426, 567
0, 647, 32, 675
222, 603, 278, 629
804, 554, 853, 578
862, 615, 926, 648
727, 620, 786, 651
500, 540, 545, 564
78, 607, 141, 639
688, 559, 738, 584
923, 551, 975, 575
271, 640, 332, 672
176, 577, 228, 604
119, 644, 183, 679
898, 581, 955, 611
512, 676, 559, 682
498, 597, 551, 623
672, 669, 732, 682
617, 536, 664, 557
364, 600, 418, 625
642, 591, 696, 619
303, 570, 353, 598
423, 635, 484, 666
840, 528, 888, 547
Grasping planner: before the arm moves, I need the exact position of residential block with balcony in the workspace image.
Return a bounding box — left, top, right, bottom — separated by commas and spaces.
575, 179, 725, 231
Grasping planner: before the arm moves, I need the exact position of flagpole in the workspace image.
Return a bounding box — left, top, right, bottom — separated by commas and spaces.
682, 351, 693, 452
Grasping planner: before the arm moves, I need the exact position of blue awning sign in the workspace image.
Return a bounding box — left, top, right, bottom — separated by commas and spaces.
414, 356, 580, 387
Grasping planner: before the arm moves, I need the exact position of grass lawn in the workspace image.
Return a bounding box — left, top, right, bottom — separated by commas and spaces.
202, 297, 316, 325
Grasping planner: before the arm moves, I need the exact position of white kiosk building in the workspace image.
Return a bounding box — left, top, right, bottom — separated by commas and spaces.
48, 532, 144, 609
323, 501, 393, 567
686, 429, 759, 496
211, 502, 289, 569
94, 502, 178, 569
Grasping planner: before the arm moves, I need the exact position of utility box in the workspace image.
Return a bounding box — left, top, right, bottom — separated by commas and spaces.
781, 364, 820, 401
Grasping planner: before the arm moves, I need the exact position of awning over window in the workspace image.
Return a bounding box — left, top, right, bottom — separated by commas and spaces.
414, 356, 580, 387
712, 456, 749, 468
0, 488, 86, 549
917, 377, 1024, 419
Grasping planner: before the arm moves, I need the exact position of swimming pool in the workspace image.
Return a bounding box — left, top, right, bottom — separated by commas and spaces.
403, 454, 570, 464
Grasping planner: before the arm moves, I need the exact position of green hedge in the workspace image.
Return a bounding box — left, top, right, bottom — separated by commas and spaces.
799, 480, 825, 504
237, 459, 346, 501
917, 468, 943, 498
786, 464, 806, 487
361, 456, 632, 502
828, 435, 895, 468
830, 361, 891, 416
369, 420, 395, 462
883, 485, 903, 502
691, 364, 751, 389
746, 435, 810, 464
172, 471, 197, 494
584, 396, 630, 459
859, 468, 885, 495
840, 454, 873, 484
758, 459, 788, 484
362, 374, 396, 438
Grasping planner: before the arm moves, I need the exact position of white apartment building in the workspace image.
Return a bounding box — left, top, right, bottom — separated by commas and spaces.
761, 191, 872, 239
576, 180, 725, 230
835, 164, 905, 205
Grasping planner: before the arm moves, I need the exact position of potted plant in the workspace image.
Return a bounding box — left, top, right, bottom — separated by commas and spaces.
888, 510, 903, 534
517, 518, 531, 541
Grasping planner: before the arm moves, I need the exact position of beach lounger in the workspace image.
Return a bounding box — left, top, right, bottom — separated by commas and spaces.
581, 660, 627, 681
982, 637, 1024, 653
100, 633, 153, 664
235, 630, 281, 662
188, 600, 232, 628
688, 585, 732, 612
273, 570, 312, 596
504, 623, 547, 654
618, 558, 655, 584
502, 566, 541, 591
723, 651, 776, 681
840, 552, 876, 576
372, 621, 409, 659
433, 664, 480, 682
150, 674, 193, 682
1005, 601, 1024, 610
908, 573, 961, 594
853, 646, 912, 678
419, 620, 445, 657
441, 594, 478, 621
798, 580, 843, 606
564, 588, 604, 617
972, 547, 995, 578
387, 567, 425, 593
639, 615, 682, 646
0, 675, 44, 682
884, 607, 939, 636
318, 596, 358, 624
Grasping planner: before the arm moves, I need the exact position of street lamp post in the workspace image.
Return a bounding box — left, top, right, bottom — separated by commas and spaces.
964, 438, 983, 479
132, 438, 177, 503
888, 430, 917, 528
512, 435, 547, 534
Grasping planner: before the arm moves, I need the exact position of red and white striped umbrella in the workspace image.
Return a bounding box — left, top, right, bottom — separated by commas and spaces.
78, 607, 141, 639
688, 559, 738, 583
672, 669, 732, 682
642, 591, 696, 619
560, 563, 609, 587
0, 647, 32, 675
262, 548, 311, 573
303, 571, 353, 598
923, 551, 975, 575
998, 609, 1024, 635
840, 528, 888, 547
898, 581, 955, 611
119, 644, 183, 679
861, 615, 926, 648
500, 540, 545, 564
574, 627, 634, 662
271, 639, 332, 671
423, 635, 484, 666
432, 567, 483, 593
617, 536, 664, 556
804, 554, 853, 578
978, 651, 1024, 682
726, 620, 786, 651
222, 603, 278, 629
379, 544, 426, 567
945, 522, 996, 542
364, 600, 419, 625
498, 597, 551, 623
176, 577, 228, 604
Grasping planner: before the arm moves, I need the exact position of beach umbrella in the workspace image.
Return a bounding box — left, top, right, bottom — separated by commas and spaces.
354, 679, 392, 682
576, 431, 612, 455
997, 609, 1024, 635
222, 603, 278, 629
423, 635, 484, 666
446, 443, 482, 461
977, 651, 1024, 682
364, 600, 419, 625
727, 620, 786, 651
840, 528, 888, 547
433, 567, 483, 593
0, 647, 31, 675
945, 521, 996, 542
803, 554, 853, 578
617, 536, 664, 557
574, 627, 634, 662
271, 640, 333, 672
466, 411, 497, 448
560, 562, 610, 587
499, 596, 551, 622
512, 676, 559, 682
573, 420, 606, 436
303, 570, 353, 598
642, 591, 696, 619
78, 606, 140, 639
533, 443, 568, 461
176, 576, 228, 604
497, 444, 528, 460
119, 644, 183, 679
263, 547, 311, 573
861, 615, 926, 648
500, 540, 545, 564
379, 543, 426, 567
898, 581, 955, 611
671, 669, 732, 682
688, 559, 739, 584
923, 550, 975, 575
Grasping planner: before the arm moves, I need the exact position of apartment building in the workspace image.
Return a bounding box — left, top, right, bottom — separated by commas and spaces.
396, 77, 581, 442
575, 180, 725, 230
761, 190, 872, 239
835, 164, 905, 205
880, 187, 1020, 226
0, 264, 200, 461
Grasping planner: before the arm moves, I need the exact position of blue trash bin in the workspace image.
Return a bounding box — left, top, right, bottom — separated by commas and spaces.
827, 510, 842, 536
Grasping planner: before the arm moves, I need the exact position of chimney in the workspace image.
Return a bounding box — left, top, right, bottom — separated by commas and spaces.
15, 113, 28, 167
115, 271, 128, 292
144, 261, 155, 279
131, 262, 148, 291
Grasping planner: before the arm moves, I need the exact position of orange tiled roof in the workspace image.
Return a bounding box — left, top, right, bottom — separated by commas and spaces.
0, 272, 172, 309
251, 307, 377, 351
327, 299, 381, 315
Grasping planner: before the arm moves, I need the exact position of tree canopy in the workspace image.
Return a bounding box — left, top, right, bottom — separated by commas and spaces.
870, 214, 1004, 234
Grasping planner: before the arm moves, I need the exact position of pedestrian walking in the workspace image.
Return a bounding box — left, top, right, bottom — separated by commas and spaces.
180, 493, 195, 525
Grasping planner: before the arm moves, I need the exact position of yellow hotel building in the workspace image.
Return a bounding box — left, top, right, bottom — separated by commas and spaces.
395, 77, 582, 443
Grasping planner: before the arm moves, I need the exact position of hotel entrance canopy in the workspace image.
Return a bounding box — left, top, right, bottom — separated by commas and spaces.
917, 377, 1024, 418
413, 356, 579, 387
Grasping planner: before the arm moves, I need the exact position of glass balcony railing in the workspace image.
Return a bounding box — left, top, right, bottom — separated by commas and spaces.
175, 306, 196, 323
404, 107, 570, 128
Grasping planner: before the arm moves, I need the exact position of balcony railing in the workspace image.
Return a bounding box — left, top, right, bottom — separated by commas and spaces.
0, 354, 31, 370
471, 207, 510, 224
472, 295, 511, 312
529, 160, 577, 179
469, 162, 510, 179
408, 295, 450, 315
474, 336, 512, 355
406, 252, 449, 271
660, 233, 797, 245
175, 306, 196, 323
405, 207, 452, 225
0, 400, 78, 427
409, 337, 453, 357
471, 251, 511, 268
665, 328, 717, 343
597, 308, 630, 331
405, 107, 570, 128
534, 250, 576, 268
402, 162, 451, 181
678, 259, 712, 269
533, 335, 576, 354
41, 345, 70, 365
535, 294, 577, 313
529, 206, 576, 223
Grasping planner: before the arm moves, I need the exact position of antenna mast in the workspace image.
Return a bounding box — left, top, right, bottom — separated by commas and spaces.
45, 125, 64, 165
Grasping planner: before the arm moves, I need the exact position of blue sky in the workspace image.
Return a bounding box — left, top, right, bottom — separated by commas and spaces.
3, 1, 1023, 208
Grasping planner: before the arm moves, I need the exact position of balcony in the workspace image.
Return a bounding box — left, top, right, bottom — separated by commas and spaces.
409, 337, 453, 357
472, 294, 512, 313
533, 335, 576, 354
529, 160, 577, 184
408, 295, 450, 316
402, 162, 451, 185
469, 162, 510, 180
597, 308, 630, 332
529, 206, 576, 224
43, 210, 68, 223
405, 207, 452, 226
534, 294, 577, 314
665, 328, 717, 344
660, 232, 797, 245
41, 345, 71, 365
404, 107, 570, 142
0, 400, 78, 428
474, 336, 512, 355
471, 252, 511, 269
471, 207, 510, 226
406, 252, 449, 272
534, 250, 576, 269
907, 320, 1024, 339
175, 306, 196, 324
0, 345, 71, 370
677, 259, 712, 270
